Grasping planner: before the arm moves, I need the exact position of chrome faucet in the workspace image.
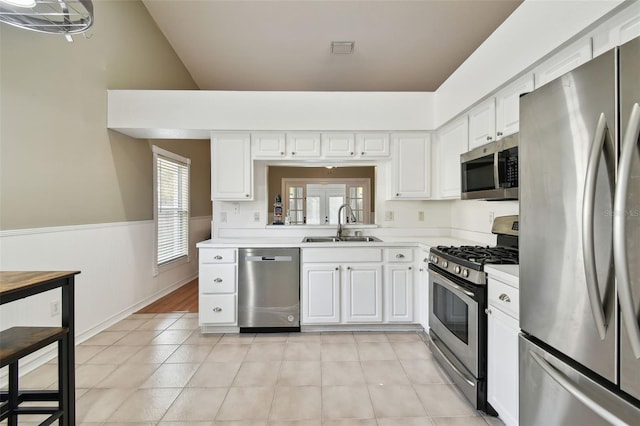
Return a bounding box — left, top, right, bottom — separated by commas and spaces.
337, 203, 357, 239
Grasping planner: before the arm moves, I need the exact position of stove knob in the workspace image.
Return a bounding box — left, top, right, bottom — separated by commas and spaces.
433, 256, 439, 264
454, 266, 461, 274
462, 269, 469, 278
442, 261, 448, 268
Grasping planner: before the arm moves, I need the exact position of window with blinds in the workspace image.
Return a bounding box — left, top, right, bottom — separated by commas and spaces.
153, 146, 190, 273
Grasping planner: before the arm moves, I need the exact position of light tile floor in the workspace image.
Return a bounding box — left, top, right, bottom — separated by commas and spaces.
3, 312, 505, 425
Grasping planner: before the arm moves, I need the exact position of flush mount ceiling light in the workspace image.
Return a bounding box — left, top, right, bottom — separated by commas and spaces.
0, 0, 93, 39
1, 0, 36, 7
331, 41, 354, 55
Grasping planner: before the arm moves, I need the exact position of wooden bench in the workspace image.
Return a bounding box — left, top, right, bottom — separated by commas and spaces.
0, 326, 69, 425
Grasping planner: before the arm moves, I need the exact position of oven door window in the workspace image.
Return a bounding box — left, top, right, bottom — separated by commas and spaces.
433, 282, 469, 344
461, 153, 495, 192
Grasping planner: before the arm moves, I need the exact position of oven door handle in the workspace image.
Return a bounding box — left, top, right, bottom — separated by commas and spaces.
430, 268, 476, 299
582, 112, 611, 340
431, 334, 475, 388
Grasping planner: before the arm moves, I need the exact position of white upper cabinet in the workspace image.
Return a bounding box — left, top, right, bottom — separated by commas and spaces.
211, 132, 252, 200
391, 133, 432, 199
287, 133, 321, 158
534, 38, 592, 88
433, 116, 468, 199
322, 133, 356, 158
356, 133, 390, 158
495, 73, 535, 140
468, 98, 496, 150
252, 133, 286, 158
592, 5, 640, 57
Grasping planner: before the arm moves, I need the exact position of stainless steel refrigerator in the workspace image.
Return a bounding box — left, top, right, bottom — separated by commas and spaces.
519, 35, 640, 425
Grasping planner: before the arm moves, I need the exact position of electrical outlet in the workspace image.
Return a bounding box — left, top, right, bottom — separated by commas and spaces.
233, 203, 240, 215
418, 211, 425, 221
489, 211, 495, 225
220, 211, 227, 223
253, 211, 260, 222
385, 211, 394, 221
50, 300, 60, 317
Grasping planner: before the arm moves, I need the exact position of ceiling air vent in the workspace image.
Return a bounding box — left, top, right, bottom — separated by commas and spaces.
331, 41, 354, 55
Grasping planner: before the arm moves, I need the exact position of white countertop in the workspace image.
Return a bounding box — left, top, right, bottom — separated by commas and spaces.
485, 264, 519, 288
196, 236, 475, 250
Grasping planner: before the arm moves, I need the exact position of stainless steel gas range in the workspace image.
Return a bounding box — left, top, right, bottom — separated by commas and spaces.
428, 215, 518, 415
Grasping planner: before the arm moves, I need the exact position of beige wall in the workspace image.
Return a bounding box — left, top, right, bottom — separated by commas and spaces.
0, 0, 211, 230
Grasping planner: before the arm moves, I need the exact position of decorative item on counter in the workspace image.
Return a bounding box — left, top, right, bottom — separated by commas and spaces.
284, 212, 291, 225
273, 194, 284, 225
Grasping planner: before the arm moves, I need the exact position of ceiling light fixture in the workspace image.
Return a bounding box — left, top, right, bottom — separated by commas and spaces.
0, 0, 93, 37
331, 41, 354, 55
0, 0, 36, 7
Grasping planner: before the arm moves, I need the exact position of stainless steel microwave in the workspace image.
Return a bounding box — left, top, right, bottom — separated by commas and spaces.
460, 134, 518, 200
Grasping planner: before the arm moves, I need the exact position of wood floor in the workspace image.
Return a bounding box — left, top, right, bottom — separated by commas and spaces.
136, 278, 198, 313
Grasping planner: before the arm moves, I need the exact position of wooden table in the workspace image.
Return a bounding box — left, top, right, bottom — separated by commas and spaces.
0, 271, 80, 426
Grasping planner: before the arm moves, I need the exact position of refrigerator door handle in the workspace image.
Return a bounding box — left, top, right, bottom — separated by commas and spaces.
582, 112, 609, 340
614, 102, 640, 359
530, 351, 626, 425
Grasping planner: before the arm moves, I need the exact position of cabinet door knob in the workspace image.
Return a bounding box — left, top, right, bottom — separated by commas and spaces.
408, 266, 412, 270
396, 253, 405, 259
245, 194, 250, 197
361, 152, 365, 155
396, 193, 400, 196
213, 307, 222, 312
419, 268, 424, 272
292, 152, 296, 155
214, 255, 223, 260
486, 136, 493, 141
499, 293, 511, 302
485, 308, 492, 315
350, 152, 354, 156
280, 151, 284, 155
214, 278, 223, 283
423, 258, 428, 263
347, 266, 351, 270
335, 267, 339, 271
497, 131, 503, 136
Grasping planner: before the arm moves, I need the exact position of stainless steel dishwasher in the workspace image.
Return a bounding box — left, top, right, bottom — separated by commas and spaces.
238, 248, 300, 332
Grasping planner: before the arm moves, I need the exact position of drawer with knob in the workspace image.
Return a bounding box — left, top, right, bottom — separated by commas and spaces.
488, 278, 519, 320
200, 264, 236, 294
199, 294, 237, 324
200, 248, 236, 264
385, 248, 413, 263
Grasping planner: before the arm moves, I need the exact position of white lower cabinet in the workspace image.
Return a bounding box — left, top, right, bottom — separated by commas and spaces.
345, 264, 382, 323
417, 249, 430, 329
487, 272, 520, 426
302, 264, 341, 324
384, 247, 414, 323
199, 248, 238, 328
302, 247, 416, 326
385, 265, 413, 322
199, 294, 237, 324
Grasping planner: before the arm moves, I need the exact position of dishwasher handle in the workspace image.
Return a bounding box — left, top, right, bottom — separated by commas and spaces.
245, 256, 294, 262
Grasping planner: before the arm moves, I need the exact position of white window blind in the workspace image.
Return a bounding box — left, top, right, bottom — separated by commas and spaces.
153, 146, 190, 271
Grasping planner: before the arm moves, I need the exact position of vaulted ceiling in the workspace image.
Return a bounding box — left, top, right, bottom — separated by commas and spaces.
142, 0, 522, 92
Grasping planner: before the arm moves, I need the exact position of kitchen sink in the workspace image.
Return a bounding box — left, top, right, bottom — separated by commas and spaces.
302, 236, 382, 243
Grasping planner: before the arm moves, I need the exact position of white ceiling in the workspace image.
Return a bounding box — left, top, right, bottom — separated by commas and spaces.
142, 0, 522, 92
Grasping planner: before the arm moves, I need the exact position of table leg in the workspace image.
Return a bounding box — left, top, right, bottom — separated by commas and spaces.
61, 277, 75, 426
